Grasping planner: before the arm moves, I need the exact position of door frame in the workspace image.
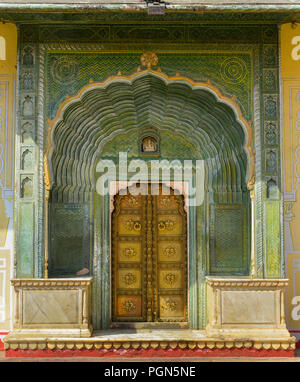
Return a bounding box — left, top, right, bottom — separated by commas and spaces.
105, 179, 198, 329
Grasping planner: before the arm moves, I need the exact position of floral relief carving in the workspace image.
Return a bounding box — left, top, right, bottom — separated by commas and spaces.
164, 273, 177, 286
123, 248, 137, 258
163, 247, 176, 257
125, 219, 141, 231
122, 272, 137, 286
124, 195, 139, 207
122, 300, 136, 312
161, 299, 177, 312
158, 220, 176, 231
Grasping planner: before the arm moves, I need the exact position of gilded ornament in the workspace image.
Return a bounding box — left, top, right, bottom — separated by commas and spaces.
163, 247, 176, 257
164, 273, 177, 286
161, 299, 177, 312
122, 299, 136, 312
126, 219, 141, 231
124, 195, 139, 207
142, 136, 157, 152
247, 175, 255, 191
123, 247, 137, 258
159, 196, 175, 208
158, 220, 175, 231
43, 155, 51, 191
140, 51, 158, 69
123, 272, 137, 286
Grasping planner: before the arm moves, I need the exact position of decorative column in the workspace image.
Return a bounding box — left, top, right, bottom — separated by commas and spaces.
261, 26, 282, 278
249, 178, 256, 278
43, 155, 51, 278
15, 29, 41, 278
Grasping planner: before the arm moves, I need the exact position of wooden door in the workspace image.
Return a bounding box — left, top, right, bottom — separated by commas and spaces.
111, 184, 187, 324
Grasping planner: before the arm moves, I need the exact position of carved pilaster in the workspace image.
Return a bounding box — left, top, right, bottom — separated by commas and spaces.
250, 186, 256, 278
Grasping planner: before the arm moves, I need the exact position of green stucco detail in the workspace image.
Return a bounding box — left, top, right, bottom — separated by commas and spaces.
45, 51, 252, 121
265, 201, 281, 278
101, 130, 198, 160
17, 203, 34, 277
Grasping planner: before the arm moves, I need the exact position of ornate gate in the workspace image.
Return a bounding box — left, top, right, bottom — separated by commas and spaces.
112, 184, 188, 324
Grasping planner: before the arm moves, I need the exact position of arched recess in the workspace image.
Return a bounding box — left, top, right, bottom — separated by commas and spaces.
46, 70, 254, 201
45, 70, 253, 328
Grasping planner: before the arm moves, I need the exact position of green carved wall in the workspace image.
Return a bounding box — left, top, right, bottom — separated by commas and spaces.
14, 18, 283, 330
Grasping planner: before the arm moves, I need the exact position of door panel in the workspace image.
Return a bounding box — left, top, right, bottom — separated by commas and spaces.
118, 241, 141, 263
155, 189, 187, 322
117, 215, 142, 236
112, 184, 187, 324
112, 193, 146, 322
158, 241, 183, 263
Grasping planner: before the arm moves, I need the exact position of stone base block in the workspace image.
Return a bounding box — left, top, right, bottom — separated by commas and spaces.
8, 278, 93, 338
206, 277, 295, 344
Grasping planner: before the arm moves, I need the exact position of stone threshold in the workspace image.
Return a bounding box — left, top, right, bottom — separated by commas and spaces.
4, 329, 296, 356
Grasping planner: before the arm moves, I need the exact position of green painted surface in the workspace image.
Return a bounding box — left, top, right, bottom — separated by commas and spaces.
265, 201, 281, 278
45, 51, 252, 120
49, 203, 90, 277
17, 203, 34, 277
209, 204, 249, 275
101, 130, 198, 160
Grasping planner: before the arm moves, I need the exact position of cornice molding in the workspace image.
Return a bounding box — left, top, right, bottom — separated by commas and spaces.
206, 277, 289, 288
11, 277, 93, 287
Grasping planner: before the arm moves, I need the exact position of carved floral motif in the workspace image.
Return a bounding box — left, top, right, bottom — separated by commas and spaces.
122, 300, 136, 312
122, 273, 137, 286
158, 220, 176, 231
164, 273, 177, 286
161, 299, 177, 312
123, 248, 137, 258
123, 195, 140, 208
125, 219, 141, 231
140, 51, 158, 69
163, 247, 176, 257
159, 196, 176, 208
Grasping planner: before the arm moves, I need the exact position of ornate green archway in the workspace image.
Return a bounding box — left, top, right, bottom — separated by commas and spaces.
45, 70, 252, 329
46, 69, 254, 198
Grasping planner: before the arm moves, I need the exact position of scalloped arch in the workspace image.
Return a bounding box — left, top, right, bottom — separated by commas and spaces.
46, 69, 254, 201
